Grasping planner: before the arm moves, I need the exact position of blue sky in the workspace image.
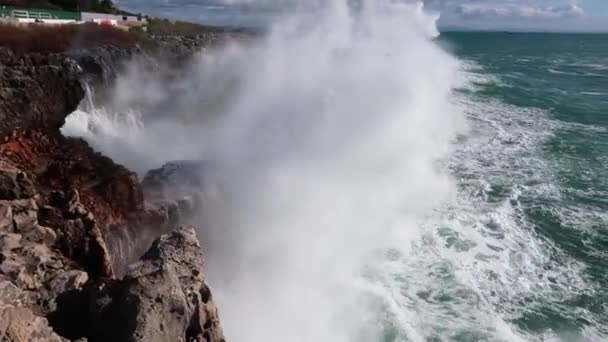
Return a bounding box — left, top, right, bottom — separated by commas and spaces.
117, 0, 608, 32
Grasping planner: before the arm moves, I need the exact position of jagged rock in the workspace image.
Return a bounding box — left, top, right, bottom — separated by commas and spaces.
1, 237, 64, 292
0, 188, 101, 310
0, 202, 12, 231
141, 160, 218, 230
11, 198, 39, 233
0, 280, 32, 307
142, 160, 209, 197
0, 233, 22, 250
0, 49, 84, 142
0, 161, 35, 200
49, 271, 89, 297
66, 46, 137, 85
151, 32, 250, 60
22, 225, 57, 246
0, 47, 14, 64
81, 228, 224, 342
0, 281, 67, 342
39, 190, 115, 279
0, 305, 67, 342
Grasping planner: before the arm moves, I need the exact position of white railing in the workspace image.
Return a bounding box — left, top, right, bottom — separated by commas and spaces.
11, 9, 53, 19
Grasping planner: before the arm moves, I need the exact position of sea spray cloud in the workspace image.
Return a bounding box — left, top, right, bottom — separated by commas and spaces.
63, 1, 465, 340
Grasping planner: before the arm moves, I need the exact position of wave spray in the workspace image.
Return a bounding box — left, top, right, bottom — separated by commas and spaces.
63, 1, 467, 340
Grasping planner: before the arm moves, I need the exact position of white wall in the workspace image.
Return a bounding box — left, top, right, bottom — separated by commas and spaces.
81, 12, 142, 23
17, 18, 76, 24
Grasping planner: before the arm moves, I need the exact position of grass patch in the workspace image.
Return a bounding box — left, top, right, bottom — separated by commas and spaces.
0, 22, 145, 54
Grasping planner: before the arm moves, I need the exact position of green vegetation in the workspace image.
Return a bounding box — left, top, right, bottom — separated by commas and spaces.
0, 0, 118, 14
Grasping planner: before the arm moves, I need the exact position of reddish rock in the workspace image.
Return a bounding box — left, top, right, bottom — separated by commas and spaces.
0, 131, 143, 227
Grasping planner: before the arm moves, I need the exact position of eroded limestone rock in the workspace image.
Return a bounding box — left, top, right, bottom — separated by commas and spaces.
87, 228, 224, 342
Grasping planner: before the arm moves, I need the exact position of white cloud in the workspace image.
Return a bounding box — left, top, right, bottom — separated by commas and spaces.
456, 1, 585, 19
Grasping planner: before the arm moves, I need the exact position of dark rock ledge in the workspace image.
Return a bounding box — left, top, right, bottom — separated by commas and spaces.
0, 46, 225, 341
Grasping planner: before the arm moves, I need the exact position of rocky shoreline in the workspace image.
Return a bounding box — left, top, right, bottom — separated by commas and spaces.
0, 34, 230, 341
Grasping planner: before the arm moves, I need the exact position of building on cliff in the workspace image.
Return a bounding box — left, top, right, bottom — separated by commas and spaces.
0, 5, 146, 28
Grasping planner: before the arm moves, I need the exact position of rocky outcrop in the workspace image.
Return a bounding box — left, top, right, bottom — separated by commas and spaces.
92, 228, 224, 342
50, 228, 224, 342
0, 47, 226, 342
0, 48, 84, 142
38, 189, 115, 279
0, 287, 68, 342
64, 32, 250, 98
0, 171, 90, 342
101, 160, 212, 279
142, 160, 210, 201
67, 46, 140, 85
0, 169, 105, 300
0, 161, 225, 341
0, 132, 144, 227
0, 160, 35, 200
151, 33, 249, 60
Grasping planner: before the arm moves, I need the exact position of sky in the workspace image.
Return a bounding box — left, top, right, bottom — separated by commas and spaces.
117, 0, 608, 32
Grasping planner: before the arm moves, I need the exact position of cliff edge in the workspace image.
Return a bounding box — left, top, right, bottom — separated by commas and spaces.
0, 44, 225, 341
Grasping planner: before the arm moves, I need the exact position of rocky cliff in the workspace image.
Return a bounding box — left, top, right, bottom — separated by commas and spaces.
0, 48, 84, 142
0, 43, 225, 341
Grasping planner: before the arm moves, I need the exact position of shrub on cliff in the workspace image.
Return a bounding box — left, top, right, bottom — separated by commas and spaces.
0, 22, 144, 54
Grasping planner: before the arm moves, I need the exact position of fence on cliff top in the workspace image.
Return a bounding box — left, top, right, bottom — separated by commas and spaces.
0, 6, 81, 21
0, 6, 146, 28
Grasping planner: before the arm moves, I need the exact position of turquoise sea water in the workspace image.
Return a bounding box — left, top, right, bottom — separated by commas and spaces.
433, 32, 607, 340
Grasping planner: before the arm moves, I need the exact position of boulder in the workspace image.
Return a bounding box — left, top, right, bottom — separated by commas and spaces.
84, 228, 224, 342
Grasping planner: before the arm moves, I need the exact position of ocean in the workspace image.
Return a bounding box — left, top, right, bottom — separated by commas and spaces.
425, 32, 608, 340
63, 9, 607, 342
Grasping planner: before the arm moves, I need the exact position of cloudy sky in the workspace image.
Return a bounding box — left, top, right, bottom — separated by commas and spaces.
118, 0, 608, 32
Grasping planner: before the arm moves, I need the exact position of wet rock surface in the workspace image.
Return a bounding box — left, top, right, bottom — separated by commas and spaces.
66, 46, 140, 85
142, 160, 211, 200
